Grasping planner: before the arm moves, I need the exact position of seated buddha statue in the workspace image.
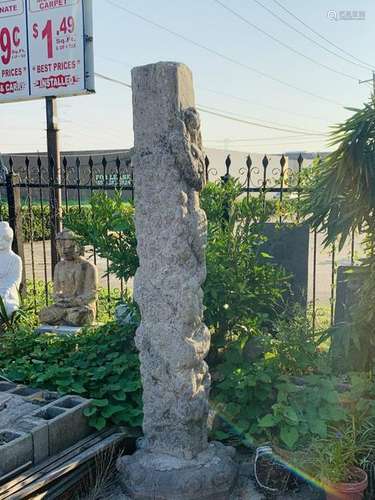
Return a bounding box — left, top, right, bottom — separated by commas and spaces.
39, 229, 98, 326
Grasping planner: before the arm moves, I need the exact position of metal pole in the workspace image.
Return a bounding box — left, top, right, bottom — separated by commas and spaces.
359, 72, 375, 94
45, 96, 62, 275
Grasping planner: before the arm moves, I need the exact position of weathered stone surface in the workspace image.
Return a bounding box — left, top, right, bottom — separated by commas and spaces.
39, 229, 98, 326
0, 158, 7, 182
118, 442, 237, 500
0, 221, 22, 318
117, 61, 237, 499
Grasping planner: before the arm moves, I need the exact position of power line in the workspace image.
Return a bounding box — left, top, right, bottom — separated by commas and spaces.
251, 0, 373, 73
96, 53, 331, 122
207, 137, 326, 145
95, 72, 132, 88
197, 105, 327, 135
104, 0, 344, 106
8, 151, 130, 159
205, 134, 328, 142
199, 104, 327, 135
272, 0, 375, 70
197, 87, 332, 122
94, 69, 328, 136
213, 0, 359, 81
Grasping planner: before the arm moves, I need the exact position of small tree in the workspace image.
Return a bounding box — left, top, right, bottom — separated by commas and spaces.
64, 191, 138, 283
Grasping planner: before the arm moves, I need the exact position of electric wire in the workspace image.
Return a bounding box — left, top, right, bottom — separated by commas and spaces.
272, 0, 375, 70
95, 71, 328, 136
213, 0, 359, 81
251, 0, 373, 72
104, 0, 345, 106
96, 53, 332, 122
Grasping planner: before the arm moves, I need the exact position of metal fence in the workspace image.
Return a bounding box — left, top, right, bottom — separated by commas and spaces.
0, 153, 133, 316
206, 152, 360, 332
0, 151, 361, 329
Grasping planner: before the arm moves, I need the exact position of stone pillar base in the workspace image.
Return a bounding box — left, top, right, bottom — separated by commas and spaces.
117, 442, 238, 500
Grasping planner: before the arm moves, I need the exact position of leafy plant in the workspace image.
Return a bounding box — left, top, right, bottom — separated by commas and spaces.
212, 350, 346, 450
201, 179, 290, 365
300, 417, 374, 484
271, 307, 328, 375
64, 192, 138, 282
0, 295, 33, 334
0, 319, 142, 431
0, 203, 90, 242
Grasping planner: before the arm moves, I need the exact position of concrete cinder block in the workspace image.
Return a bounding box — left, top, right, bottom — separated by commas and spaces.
28, 390, 60, 407
17, 417, 49, 464
0, 391, 92, 479
31, 395, 92, 455
0, 381, 17, 392
10, 386, 44, 400
0, 430, 33, 476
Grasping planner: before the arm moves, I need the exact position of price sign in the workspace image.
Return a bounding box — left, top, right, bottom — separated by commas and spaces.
0, 0, 94, 102
0, 1, 29, 100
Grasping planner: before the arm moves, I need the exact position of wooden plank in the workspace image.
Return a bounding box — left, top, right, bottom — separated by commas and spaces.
0, 430, 112, 499
0, 429, 115, 499
11, 433, 124, 499
30, 464, 90, 500
0, 463, 32, 487
0, 430, 105, 496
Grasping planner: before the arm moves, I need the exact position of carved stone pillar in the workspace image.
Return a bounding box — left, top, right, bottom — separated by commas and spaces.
117, 62, 237, 499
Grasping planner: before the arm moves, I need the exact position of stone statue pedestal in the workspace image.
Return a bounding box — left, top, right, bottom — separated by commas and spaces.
117, 62, 238, 499
117, 442, 237, 500
35, 325, 83, 336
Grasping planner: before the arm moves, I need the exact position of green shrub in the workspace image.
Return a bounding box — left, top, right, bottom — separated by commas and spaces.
201, 179, 290, 366
0, 320, 142, 431
64, 192, 138, 282
212, 350, 346, 450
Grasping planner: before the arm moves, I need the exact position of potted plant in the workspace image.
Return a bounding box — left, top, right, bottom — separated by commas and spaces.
301, 419, 370, 500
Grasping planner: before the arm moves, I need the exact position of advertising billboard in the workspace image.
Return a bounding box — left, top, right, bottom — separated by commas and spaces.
0, 0, 94, 102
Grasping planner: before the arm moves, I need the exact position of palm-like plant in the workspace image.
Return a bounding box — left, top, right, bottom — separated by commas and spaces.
303, 98, 375, 247
303, 97, 375, 370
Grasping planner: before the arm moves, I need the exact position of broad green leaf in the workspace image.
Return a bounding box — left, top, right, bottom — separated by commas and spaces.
280, 425, 299, 449
258, 414, 277, 428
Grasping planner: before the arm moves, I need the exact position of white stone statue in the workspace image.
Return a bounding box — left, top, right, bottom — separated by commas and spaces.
0, 222, 22, 318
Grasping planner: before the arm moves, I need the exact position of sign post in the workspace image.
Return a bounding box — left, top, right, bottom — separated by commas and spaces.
0, 0, 94, 267
46, 95, 61, 273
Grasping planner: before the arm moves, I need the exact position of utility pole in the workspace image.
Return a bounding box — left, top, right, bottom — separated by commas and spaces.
359, 71, 375, 94
46, 96, 62, 275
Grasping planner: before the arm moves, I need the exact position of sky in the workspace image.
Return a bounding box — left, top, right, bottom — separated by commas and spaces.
1, 0, 375, 155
